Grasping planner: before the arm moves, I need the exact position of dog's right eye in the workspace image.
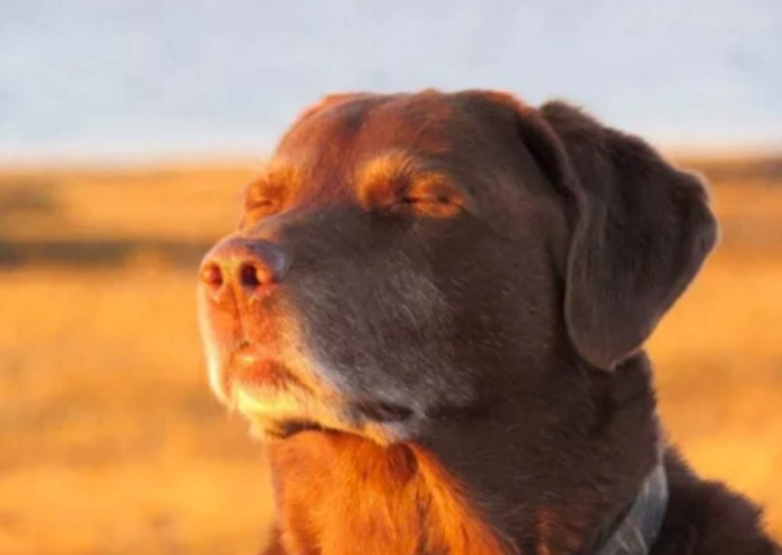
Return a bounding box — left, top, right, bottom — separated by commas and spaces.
241, 195, 284, 227
245, 198, 279, 217
238, 201, 278, 229
243, 181, 288, 222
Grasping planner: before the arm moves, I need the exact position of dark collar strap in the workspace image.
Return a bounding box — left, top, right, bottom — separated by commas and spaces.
591, 463, 668, 555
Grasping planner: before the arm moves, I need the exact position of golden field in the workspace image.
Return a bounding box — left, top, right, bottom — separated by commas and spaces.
1, 156, 781, 554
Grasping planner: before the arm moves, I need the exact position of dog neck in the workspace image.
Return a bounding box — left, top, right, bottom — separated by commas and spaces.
584, 463, 668, 555
267, 431, 512, 554
266, 436, 667, 555
266, 356, 666, 555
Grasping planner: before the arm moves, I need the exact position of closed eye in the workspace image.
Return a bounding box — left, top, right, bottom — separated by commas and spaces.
392, 191, 464, 218
242, 182, 288, 222
400, 194, 453, 205
245, 198, 279, 213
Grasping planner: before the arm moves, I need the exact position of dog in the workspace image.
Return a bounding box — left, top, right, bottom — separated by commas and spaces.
197, 90, 780, 555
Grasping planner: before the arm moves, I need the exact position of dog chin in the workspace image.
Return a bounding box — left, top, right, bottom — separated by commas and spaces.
230, 383, 417, 445
229, 381, 342, 437
203, 340, 421, 444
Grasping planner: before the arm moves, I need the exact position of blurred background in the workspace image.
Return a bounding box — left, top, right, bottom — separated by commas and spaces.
1, 1, 781, 554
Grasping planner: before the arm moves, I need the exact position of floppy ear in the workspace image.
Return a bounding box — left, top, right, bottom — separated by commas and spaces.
536, 101, 718, 370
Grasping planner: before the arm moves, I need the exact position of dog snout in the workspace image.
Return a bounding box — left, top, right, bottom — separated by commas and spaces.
199, 237, 289, 302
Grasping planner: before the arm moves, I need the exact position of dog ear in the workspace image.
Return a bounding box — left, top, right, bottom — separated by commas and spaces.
534, 101, 718, 370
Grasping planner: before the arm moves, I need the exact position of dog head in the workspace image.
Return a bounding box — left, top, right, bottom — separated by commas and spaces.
197, 90, 717, 442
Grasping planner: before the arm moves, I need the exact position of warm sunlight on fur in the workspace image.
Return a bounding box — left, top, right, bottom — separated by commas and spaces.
267, 433, 508, 554
357, 150, 465, 217
1, 156, 780, 554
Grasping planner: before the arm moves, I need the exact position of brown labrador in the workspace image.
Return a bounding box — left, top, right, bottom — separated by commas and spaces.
197, 90, 780, 555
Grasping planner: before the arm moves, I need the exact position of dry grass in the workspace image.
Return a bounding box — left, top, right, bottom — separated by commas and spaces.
1, 158, 780, 554
0, 266, 275, 555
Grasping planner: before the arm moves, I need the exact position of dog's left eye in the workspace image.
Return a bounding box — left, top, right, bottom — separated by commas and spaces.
358, 167, 467, 219
393, 193, 463, 218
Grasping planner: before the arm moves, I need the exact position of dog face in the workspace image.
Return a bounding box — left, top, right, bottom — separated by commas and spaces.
198, 90, 717, 442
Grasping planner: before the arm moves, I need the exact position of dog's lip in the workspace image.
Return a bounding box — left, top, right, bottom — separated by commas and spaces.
227, 344, 308, 392
233, 343, 269, 365
228, 344, 281, 381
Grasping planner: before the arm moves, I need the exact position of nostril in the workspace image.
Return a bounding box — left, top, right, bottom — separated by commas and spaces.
200, 261, 224, 289
201, 238, 286, 296
239, 262, 262, 288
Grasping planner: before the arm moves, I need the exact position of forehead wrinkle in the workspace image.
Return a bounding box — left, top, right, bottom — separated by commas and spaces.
275, 101, 387, 204
362, 91, 455, 156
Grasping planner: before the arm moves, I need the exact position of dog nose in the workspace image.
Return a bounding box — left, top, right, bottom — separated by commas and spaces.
199, 237, 289, 299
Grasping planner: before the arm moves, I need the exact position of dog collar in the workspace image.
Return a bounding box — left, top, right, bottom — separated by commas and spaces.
588, 463, 668, 555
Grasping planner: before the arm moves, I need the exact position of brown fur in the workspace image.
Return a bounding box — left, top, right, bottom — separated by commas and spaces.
197, 89, 781, 555
268, 433, 508, 555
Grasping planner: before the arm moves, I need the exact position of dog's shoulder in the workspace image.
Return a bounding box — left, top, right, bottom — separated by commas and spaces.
653, 449, 780, 555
